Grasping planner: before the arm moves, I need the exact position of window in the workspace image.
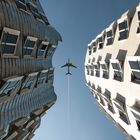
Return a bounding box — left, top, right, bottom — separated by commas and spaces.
93, 63, 100, 77
0, 77, 22, 95
0, 28, 20, 55
137, 11, 140, 33
21, 73, 37, 91
23, 36, 37, 56
15, 0, 27, 12
119, 110, 129, 124
27, 2, 49, 25
98, 36, 104, 49
106, 30, 114, 45
118, 20, 129, 40
92, 42, 97, 53
37, 42, 49, 57
46, 69, 54, 84
86, 65, 90, 75
131, 111, 140, 131
136, 120, 140, 130
100, 97, 105, 106
88, 46, 92, 55
47, 46, 56, 57
108, 103, 115, 114
111, 60, 123, 81
100, 62, 109, 79
36, 70, 48, 86
129, 60, 140, 84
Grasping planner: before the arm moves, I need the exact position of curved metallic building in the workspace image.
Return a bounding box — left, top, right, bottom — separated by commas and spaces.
0, 0, 61, 139
85, 3, 140, 140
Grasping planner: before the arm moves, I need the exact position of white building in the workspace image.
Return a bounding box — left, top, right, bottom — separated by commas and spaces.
85, 3, 140, 140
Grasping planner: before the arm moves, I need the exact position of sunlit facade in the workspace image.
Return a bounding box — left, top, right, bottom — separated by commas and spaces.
0, 0, 61, 139
85, 3, 140, 140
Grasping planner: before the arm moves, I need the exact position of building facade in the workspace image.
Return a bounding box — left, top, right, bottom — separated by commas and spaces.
0, 0, 61, 139
85, 3, 140, 140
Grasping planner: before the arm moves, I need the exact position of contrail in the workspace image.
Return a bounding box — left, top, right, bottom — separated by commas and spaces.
67, 75, 70, 140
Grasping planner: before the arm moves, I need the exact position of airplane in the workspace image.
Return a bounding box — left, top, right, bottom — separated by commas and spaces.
61, 58, 77, 75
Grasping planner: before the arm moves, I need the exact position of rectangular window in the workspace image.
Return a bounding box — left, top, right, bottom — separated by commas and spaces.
37, 42, 49, 57
23, 36, 37, 56
128, 59, 140, 84
108, 103, 115, 114
0, 28, 20, 55
137, 11, 140, 33
92, 42, 97, 53
0, 77, 22, 95
88, 46, 92, 55
36, 70, 48, 86
93, 63, 100, 77
16, 0, 27, 11
100, 62, 109, 79
118, 20, 129, 40
111, 60, 123, 81
21, 73, 38, 91
119, 110, 129, 124
106, 30, 114, 46
47, 46, 56, 57
98, 37, 104, 49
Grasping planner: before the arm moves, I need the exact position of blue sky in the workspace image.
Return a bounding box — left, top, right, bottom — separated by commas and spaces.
33, 0, 140, 140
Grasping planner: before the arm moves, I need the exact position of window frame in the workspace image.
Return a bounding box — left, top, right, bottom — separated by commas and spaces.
15, 0, 29, 13
110, 59, 123, 81
37, 41, 49, 58
20, 72, 38, 93
0, 27, 20, 56
23, 36, 37, 57
118, 18, 129, 41
127, 56, 140, 84
93, 62, 100, 77
106, 29, 114, 46
36, 69, 48, 87
0, 76, 23, 96
99, 61, 109, 79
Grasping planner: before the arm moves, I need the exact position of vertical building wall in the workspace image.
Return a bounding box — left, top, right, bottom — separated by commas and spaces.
85, 3, 140, 140
0, 0, 62, 139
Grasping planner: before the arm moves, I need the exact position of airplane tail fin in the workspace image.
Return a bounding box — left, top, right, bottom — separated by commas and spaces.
66, 72, 72, 75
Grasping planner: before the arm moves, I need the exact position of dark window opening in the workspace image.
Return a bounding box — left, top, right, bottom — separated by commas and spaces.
138, 11, 140, 21
103, 70, 109, 79
118, 20, 129, 40
108, 103, 115, 114
107, 38, 113, 46
37, 44, 48, 57
16, 0, 27, 11
114, 71, 122, 81
23, 39, 35, 56
112, 63, 121, 70
136, 120, 140, 131
95, 70, 100, 77
119, 21, 128, 30
119, 30, 128, 40
129, 61, 140, 70
1, 32, 18, 54
131, 71, 140, 84
119, 110, 129, 124
107, 30, 113, 37
1, 44, 15, 54
22, 76, 35, 90
100, 98, 105, 106
93, 47, 97, 53
37, 72, 47, 85
0, 81, 19, 95
2, 33, 18, 44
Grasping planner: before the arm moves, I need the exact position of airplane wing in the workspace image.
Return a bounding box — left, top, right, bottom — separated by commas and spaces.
69, 64, 77, 68
61, 63, 68, 68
